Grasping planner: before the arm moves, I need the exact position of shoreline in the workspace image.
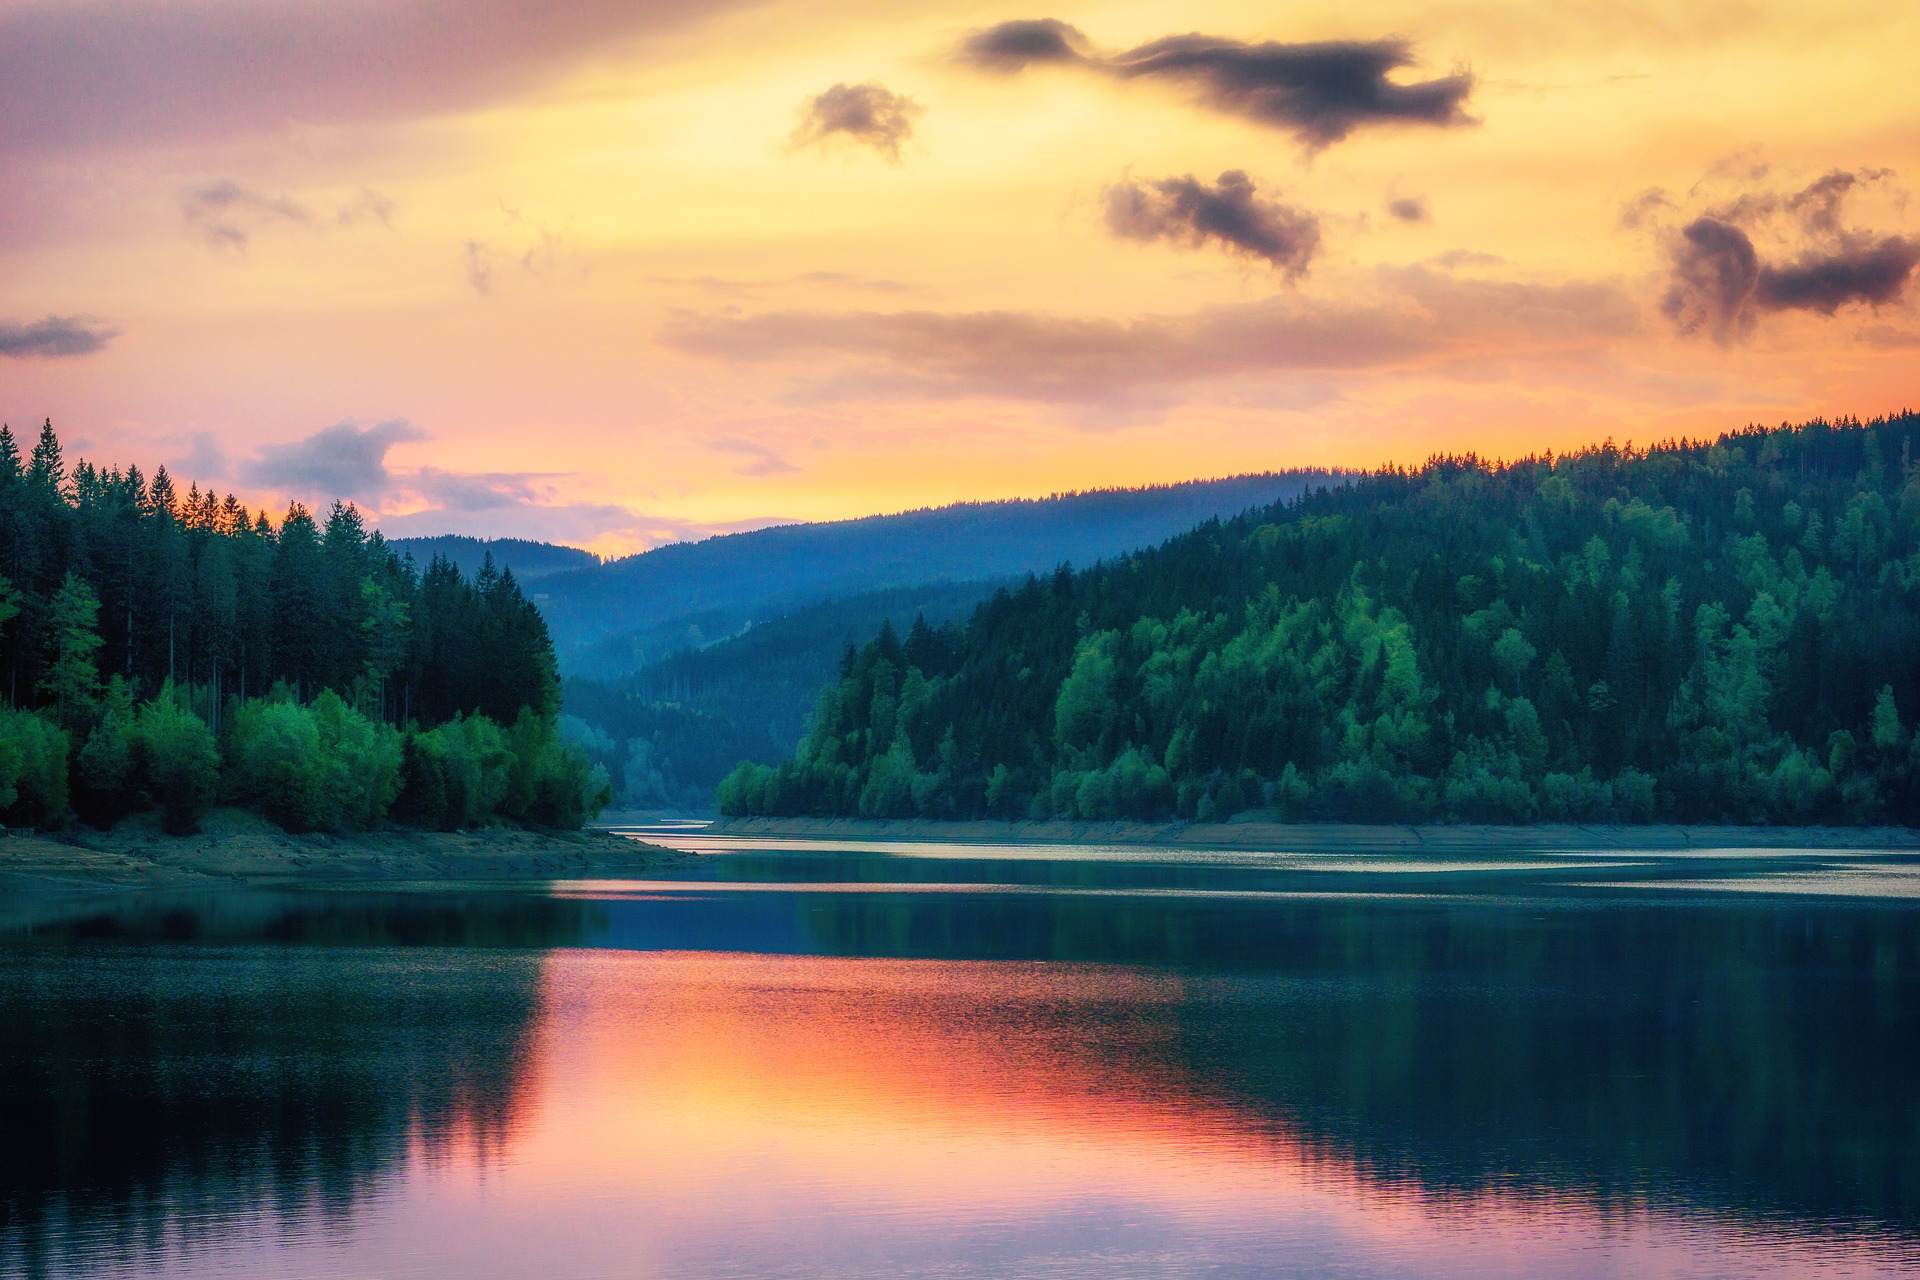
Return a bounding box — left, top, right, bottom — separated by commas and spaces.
0, 808, 693, 902
700, 815, 1920, 853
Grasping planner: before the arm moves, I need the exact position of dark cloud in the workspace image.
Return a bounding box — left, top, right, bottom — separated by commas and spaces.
1386, 196, 1428, 223
658, 269, 1636, 406
241, 419, 427, 502
956, 18, 1093, 70
1654, 167, 1916, 342
1660, 217, 1760, 344
958, 20, 1475, 148
1759, 236, 1920, 314
791, 82, 924, 162
710, 437, 800, 476
0, 315, 118, 358
0, 0, 754, 157
181, 178, 310, 251
1104, 170, 1319, 278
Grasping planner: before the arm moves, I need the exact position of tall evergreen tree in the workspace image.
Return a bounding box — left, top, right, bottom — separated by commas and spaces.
39, 572, 103, 729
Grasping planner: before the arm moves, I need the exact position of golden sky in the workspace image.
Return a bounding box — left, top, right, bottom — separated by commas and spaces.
3, 0, 1917, 554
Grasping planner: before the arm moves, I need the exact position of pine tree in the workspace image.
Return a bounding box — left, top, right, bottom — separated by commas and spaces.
0, 574, 19, 707
27, 419, 63, 493
39, 572, 103, 728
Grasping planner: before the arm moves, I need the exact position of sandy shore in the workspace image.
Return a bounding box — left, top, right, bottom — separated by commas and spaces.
0, 808, 693, 899
704, 815, 1920, 853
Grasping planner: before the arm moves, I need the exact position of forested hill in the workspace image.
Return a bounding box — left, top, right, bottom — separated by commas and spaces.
721, 414, 1920, 825
561, 578, 1005, 809
0, 421, 609, 834
388, 535, 598, 582
535, 471, 1338, 661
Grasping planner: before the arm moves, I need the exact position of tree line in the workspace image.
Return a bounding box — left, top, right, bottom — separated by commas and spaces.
0, 420, 608, 832
721, 413, 1920, 825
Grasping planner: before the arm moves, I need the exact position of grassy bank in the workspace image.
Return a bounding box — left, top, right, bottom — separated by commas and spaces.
706, 815, 1920, 853
0, 807, 691, 897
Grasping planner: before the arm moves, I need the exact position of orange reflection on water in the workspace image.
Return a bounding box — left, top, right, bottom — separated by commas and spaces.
399, 948, 1905, 1279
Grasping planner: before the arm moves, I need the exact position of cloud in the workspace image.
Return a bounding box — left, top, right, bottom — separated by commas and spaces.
1701, 167, 1893, 235
790, 82, 923, 162
181, 178, 310, 251
338, 188, 398, 229
1785, 167, 1894, 236
181, 179, 397, 251
0, 0, 755, 157
1386, 196, 1429, 223
1660, 217, 1761, 344
464, 240, 495, 297
0, 314, 118, 358
658, 268, 1636, 407
1618, 187, 1673, 230
1760, 235, 1920, 314
1652, 166, 1917, 342
710, 436, 800, 476
176, 432, 230, 482
406, 467, 552, 512
1104, 170, 1319, 278
241, 418, 427, 503
221, 416, 784, 552
956, 18, 1092, 70
957, 20, 1475, 148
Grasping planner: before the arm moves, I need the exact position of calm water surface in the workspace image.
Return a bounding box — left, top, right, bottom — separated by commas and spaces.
3, 828, 1918, 1278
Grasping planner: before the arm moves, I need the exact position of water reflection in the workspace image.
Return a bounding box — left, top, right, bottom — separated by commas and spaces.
0, 895, 592, 1279
2, 858, 1916, 1277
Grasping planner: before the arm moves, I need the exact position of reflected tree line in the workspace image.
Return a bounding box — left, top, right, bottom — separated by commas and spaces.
786, 885, 1920, 1233
0, 894, 596, 1280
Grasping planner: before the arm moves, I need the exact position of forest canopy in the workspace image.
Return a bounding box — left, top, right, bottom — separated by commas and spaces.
0, 420, 608, 833
721, 413, 1920, 826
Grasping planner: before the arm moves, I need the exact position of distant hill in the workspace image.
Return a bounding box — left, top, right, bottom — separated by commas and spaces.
388, 535, 599, 582
562, 579, 1007, 807
538, 472, 1340, 665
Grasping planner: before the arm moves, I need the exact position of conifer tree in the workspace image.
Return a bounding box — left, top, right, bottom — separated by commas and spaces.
39, 572, 103, 729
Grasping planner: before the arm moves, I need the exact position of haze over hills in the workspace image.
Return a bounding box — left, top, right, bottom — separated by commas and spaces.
536, 472, 1342, 670
388, 535, 600, 582
561, 579, 1006, 807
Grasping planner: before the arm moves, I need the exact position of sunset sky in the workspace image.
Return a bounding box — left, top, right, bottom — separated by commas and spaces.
3, 0, 1917, 555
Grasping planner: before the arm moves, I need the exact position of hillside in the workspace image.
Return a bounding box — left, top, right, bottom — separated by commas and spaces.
719, 414, 1920, 825
535, 472, 1338, 662
389, 535, 599, 582
561, 579, 1005, 806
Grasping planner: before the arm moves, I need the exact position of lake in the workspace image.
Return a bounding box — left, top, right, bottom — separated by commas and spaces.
4, 828, 1918, 1278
